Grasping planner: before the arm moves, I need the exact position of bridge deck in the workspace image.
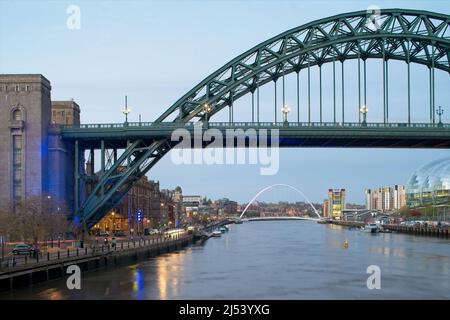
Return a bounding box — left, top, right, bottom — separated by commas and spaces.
58, 122, 450, 149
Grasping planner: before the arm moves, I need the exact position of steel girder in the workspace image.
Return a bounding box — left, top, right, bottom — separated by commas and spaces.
80, 139, 173, 228
77, 8, 450, 228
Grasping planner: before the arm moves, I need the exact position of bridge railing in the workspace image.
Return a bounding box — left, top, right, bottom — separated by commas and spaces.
62, 122, 450, 130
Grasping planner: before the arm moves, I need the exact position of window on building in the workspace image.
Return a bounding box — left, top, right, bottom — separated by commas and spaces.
13, 135, 22, 150
15, 85, 20, 92
13, 182, 22, 202
12, 109, 23, 121
12, 135, 23, 202
25, 85, 30, 92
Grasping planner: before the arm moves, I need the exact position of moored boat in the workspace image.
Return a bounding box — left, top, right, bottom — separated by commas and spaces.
363, 223, 380, 233
211, 230, 222, 237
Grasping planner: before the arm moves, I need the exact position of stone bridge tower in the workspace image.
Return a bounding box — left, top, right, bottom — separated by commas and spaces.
0, 74, 79, 212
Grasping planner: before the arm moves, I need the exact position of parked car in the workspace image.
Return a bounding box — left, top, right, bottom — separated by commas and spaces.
148, 229, 160, 235
12, 244, 39, 255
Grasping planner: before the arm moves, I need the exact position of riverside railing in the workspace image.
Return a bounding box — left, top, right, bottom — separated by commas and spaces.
0, 233, 187, 270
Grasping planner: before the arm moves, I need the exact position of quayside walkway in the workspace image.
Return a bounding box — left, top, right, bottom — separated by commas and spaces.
0, 234, 193, 292
0, 219, 231, 292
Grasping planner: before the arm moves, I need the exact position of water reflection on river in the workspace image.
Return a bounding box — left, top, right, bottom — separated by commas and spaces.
1, 221, 450, 299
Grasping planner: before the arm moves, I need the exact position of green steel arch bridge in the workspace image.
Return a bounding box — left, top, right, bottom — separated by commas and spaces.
60, 8, 450, 229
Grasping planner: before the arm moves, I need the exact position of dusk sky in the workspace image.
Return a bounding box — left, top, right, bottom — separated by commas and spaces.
1, 0, 449, 204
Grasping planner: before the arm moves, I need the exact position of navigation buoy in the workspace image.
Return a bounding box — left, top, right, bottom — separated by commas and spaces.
344, 240, 349, 249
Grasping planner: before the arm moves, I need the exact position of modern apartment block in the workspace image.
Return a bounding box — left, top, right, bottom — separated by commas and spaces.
365, 184, 406, 212
326, 189, 346, 219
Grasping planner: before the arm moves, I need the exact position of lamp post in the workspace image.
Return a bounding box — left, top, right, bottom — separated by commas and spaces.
437, 106, 444, 127
202, 103, 212, 124
111, 211, 115, 235
122, 95, 131, 124
281, 104, 291, 125
136, 210, 142, 236
360, 105, 368, 126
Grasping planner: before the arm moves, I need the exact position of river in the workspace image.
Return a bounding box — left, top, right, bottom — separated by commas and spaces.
1, 221, 450, 299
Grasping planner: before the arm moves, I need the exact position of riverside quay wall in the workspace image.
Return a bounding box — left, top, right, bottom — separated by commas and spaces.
0, 234, 194, 292
331, 220, 449, 238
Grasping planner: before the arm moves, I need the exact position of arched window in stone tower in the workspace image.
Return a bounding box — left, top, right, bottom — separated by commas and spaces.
12, 109, 23, 121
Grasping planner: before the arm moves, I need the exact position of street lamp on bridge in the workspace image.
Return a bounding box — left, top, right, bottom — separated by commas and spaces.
360, 105, 369, 126
437, 106, 444, 127
122, 95, 132, 124
281, 104, 291, 125
202, 102, 212, 123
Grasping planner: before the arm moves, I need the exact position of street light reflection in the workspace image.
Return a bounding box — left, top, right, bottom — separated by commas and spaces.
156, 252, 186, 299
38, 288, 63, 300
132, 267, 144, 298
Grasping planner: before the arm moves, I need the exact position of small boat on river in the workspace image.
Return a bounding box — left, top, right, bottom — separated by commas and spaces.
211, 230, 222, 237
363, 223, 380, 233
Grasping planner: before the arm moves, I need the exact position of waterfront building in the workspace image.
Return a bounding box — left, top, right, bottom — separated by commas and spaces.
365, 184, 406, 213
372, 189, 379, 211
381, 186, 393, 212
326, 189, 346, 219
406, 158, 450, 210
93, 174, 155, 235
172, 186, 184, 227
393, 185, 406, 210
214, 198, 238, 215
364, 189, 372, 210
342, 209, 388, 222
51, 100, 80, 125
160, 189, 175, 227
183, 195, 201, 218
93, 176, 184, 234
376, 188, 383, 211
322, 199, 329, 217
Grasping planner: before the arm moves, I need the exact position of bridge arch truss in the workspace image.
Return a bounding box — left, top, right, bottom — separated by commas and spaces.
156, 8, 450, 125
